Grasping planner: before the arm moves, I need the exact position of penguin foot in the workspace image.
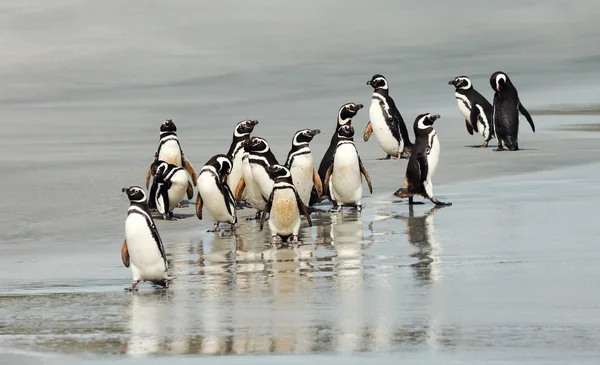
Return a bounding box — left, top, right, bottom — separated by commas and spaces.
125, 280, 140, 292
271, 235, 280, 245
408, 197, 424, 205
355, 204, 362, 212
229, 224, 236, 231
430, 197, 452, 206
207, 223, 221, 232
176, 201, 189, 208
481, 141, 489, 148
377, 154, 392, 160
151, 279, 169, 289
291, 235, 299, 244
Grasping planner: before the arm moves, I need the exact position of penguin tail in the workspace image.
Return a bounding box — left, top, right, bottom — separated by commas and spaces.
505, 137, 519, 151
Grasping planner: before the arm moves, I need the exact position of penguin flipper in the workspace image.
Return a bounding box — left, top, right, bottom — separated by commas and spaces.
195, 193, 203, 220
358, 158, 373, 194
469, 106, 481, 134
518, 102, 535, 132
260, 192, 273, 231
295, 190, 313, 226
145, 165, 153, 189
235, 177, 246, 202
182, 157, 198, 186
186, 181, 194, 200
121, 239, 130, 268
389, 98, 412, 147
312, 169, 323, 197
363, 122, 373, 141
465, 120, 474, 135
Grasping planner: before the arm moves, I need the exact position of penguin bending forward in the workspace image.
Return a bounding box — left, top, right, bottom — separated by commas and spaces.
149, 160, 193, 220
311, 102, 363, 206
226, 119, 259, 201
490, 71, 535, 151
260, 164, 312, 245
145, 119, 197, 191
364, 74, 413, 159
285, 128, 323, 208
394, 114, 451, 206
121, 186, 169, 291
449, 76, 495, 147
196, 154, 237, 232
323, 124, 373, 211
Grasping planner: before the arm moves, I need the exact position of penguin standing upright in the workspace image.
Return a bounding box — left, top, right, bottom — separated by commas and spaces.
260, 164, 312, 245
149, 160, 193, 220
489, 71, 535, 151
311, 102, 363, 205
394, 113, 451, 206
196, 154, 237, 232
121, 186, 169, 291
449, 76, 495, 147
285, 129, 322, 208
364, 74, 413, 159
145, 119, 197, 191
323, 124, 373, 211
226, 120, 259, 196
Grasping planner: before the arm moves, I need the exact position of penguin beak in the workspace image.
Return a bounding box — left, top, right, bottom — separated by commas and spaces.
311, 129, 321, 136
448, 80, 456, 86
250, 120, 259, 126
121, 187, 128, 193
356, 104, 364, 110
366, 80, 372, 86
430, 114, 441, 122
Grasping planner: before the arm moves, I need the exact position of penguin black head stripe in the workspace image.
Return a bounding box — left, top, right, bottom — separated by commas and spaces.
160, 119, 177, 133
267, 164, 292, 182
415, 113, 441, 131
338, 103, 364, 125
248, 137, 270, 154
293, 129, 321, 146
366, 74, 388, 90
234, 120, 259, 138
338, 124, 355, 139
448, 76, 472, 90
122, 186, 147, 203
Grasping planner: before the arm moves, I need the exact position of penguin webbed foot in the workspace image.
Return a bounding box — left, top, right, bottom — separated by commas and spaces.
330, 202, 342, 212
355, 204, 362, 212
176, 200, 189, 208
291, 235, 300, 244
125, 280, 140, 292
481, 141, 489, 148
207, 223, 221, 232
408, 197, 425, 205
430, 197, 452, 206
377, 154, 392, 160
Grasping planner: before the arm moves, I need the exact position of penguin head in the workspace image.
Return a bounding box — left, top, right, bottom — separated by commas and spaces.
292, 129, 321, 146
448, 76, 472, 90
234, 119, 259, 138
338, 103, 363, 125
151, 160, 170, 177
366, 74, 388, 90
337, 124, 355, 139
415, 113, 441, 131
490, 71, 509, 93
160, 119, 177, 132
122, 186, 147, 203
247, 137, 270, 154
267, 164, 292, 181
215, 155, 233, 178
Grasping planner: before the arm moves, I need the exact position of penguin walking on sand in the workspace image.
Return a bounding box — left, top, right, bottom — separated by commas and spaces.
260, 164, 312, 245
196, 154, 237, 232
226, 120, 259, 199
490, 71, 535, 151
121, 186, 169, 291
323, 124, 373, 211
449, 76, 495, 147
149, 160, 194, 220
311, 102, 363, 205
145, 119, 197, 192
364, 74, 413, 159
394, 113, 451, 206
285, 129, 323, 208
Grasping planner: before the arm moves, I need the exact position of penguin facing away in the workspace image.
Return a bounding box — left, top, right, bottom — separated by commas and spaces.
285, 128, 323, 208
121, 186, 169, 291
145, 119, 198, 190
196, 154, 237, 232
149, 160, 193, 220
364, 74, 413, 159
226, 120, 259, 198
449, 76, 495, 147
394, 113, 451, 206
490, 71, 535, 151
312, 102, 363, 206
323, 124, 373, 211
260, 164, 312, 245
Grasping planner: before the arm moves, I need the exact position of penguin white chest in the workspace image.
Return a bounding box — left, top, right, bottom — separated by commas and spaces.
158, 140, 182, 166
331, 144, 362, 205
166, 170, 188, 212
369, 98, 401, 157
227, 147, 244, 192
289, 154, 314, 207
197, 172, 234, 224
427, 133, 441, 180
251, 163, 274, 201
125, 214, 167, 282
241, 156, 266, 211
455, 93, 472, 121
268, 188, 301, 237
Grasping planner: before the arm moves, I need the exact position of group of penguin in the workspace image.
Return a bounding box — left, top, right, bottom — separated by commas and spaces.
120, 71, 535, 290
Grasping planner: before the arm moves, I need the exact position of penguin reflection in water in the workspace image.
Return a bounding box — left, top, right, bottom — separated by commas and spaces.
394, 113, 452, 206
121, 186, 169, 291
260, 164, 312, 245
196, 155, 237, 232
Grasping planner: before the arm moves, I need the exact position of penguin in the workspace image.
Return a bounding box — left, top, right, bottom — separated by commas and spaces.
226, 119, 259, 198
285, 128, 323, 208
145, 119, 197, 190
121, 186, 169, 291
393, 113, 451, 206
364, 74, 413, 159
260, 164, 312, 245
489, 71, 535, 151
323, 124, 373, 211
196, 154, 237, 232
311, 102, 363, 206
148, 160, 193, 220
448, 76, 495, 147
235, 142, 265, 220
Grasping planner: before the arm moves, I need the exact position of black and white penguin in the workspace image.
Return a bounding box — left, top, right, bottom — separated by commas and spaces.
364, 74, 413, 159
394, 113, 451, 206
121, 186, 169, 291
449, 76, 495, 147
226, 119, 259, 197
148, 160, 193, 220
285, 128, 322, 208
489, 71, 535, 151
323, 124, 373, 211
196, 154, 237, 232
260, 164, 312, 245
145, 119, 197, 190
312, 102, 363, 205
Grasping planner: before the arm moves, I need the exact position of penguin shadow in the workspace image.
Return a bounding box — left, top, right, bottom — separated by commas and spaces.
464, 144, 493, 149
